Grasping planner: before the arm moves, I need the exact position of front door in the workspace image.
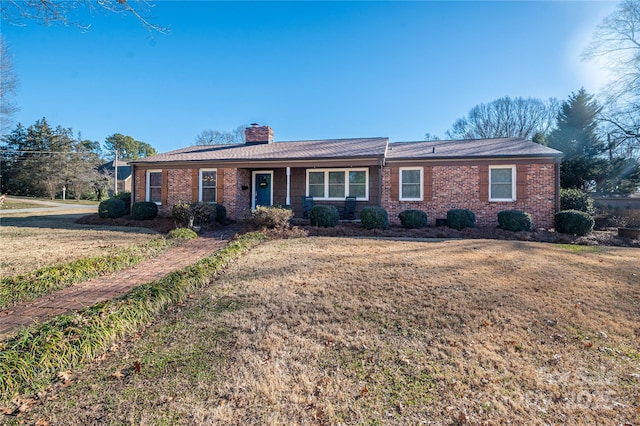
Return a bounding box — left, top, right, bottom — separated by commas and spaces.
253, 171, 273, 208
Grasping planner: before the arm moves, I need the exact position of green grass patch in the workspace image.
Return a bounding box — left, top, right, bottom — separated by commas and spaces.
0, 238, 177, 311
557, 244, 604, 254
0, 232, 267, 403
0, 200, 45, 210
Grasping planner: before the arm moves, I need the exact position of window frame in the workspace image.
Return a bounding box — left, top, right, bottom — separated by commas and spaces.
146, 169, 163, 205
305, 168, 369, 201
489, 165, 516, 202
399, 167, 424, 201
198, 168, 217, 204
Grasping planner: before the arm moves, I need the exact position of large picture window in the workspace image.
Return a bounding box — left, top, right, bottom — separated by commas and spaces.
199, 169, 217, 203
146, 170, 162, 204
400, 167, 423, 201
305, 168, 369, 200
489, 165, 516, 201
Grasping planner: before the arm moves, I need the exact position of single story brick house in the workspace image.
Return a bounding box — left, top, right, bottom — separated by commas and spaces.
129, 124, 562, 228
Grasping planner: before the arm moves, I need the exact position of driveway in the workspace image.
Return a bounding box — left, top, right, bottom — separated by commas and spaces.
0, 196, 98, 216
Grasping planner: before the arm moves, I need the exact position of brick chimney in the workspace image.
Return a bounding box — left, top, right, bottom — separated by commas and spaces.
244, 123, 274, 145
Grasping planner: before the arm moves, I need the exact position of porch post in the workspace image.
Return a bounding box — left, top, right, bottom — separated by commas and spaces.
286, 166, 291, 205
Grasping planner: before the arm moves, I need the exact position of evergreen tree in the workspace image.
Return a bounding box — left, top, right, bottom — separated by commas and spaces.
1, 118, 102, 198
104, 133, 156, 160
548, 89, 608, 190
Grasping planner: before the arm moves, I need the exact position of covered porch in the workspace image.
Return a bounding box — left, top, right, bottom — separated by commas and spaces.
235, 164, 382, 220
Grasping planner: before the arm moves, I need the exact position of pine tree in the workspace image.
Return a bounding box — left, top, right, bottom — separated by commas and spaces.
548, 89, 608, 190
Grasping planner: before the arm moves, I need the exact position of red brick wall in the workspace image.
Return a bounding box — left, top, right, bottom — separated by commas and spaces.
382, 162, 557, 229
166, 169, 194, 210
134, 168, 146, 203
222, 168, 251, 220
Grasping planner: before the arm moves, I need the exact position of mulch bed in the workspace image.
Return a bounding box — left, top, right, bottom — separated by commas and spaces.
76, 214, 177, 233
76, 214, 639, 248
287, 222, 640, 248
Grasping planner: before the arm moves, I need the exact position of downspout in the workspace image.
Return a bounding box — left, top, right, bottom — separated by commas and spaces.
554, 157, 561, 213
286, 166, 291, 206
130, 163, 136, 209
378, 158, 384, 207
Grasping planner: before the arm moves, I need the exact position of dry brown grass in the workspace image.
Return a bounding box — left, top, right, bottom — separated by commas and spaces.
0, 214, 160, 277
8, 237, 640, 425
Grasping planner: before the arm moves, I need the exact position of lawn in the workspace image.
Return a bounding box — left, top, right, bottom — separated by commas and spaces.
9, 237, 639, 425
0, 214, 160, 277
0, 199, 47, 210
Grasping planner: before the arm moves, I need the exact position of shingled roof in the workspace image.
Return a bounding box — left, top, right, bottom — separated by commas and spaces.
386, 138, 562, 160
131, 137, 389, 164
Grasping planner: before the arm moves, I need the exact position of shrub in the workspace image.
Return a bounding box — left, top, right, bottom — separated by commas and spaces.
497, 210, 533, 232
130, 201, 158, 220
554, 210, 594, 236
190, 202, 213, 225
252, 206, 294, 229
98, 198, 126, 219
398, 209, 428, 229
112, 192, 131, 214
211, 203, 227, 223
166, 228, 198, 240
172, 201, 192, 226
560, 189, 594, 214
446, 209, 476, 230
309, 205, 339, 228
361, 206, 389, 230
172, 202, 213, 228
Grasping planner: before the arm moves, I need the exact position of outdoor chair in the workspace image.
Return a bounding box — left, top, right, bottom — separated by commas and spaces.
343, 196, 357, 220
302, 196, 314, 219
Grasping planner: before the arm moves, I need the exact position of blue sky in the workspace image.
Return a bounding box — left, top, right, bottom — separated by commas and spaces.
2, 1, 616, 154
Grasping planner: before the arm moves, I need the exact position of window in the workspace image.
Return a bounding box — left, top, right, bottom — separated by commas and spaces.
308, 171, 325, 198
305, 168, 369, 200
199, 169, 217, 203
489, 165, 516, 201
400, 167, 423, 201
146, 170, 162, 204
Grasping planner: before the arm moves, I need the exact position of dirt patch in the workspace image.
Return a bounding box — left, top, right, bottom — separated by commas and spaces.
10, 238, 639, 425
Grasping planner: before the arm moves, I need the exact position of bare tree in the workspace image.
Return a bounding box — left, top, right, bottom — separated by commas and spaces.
0, 35, 19, 133
424, 132, 440, 141
194, 125, 247, 145
1, 0, 168, 33
445, 96, 559, 141
583, 0, 640, 155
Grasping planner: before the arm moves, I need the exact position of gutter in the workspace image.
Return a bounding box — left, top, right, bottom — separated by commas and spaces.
128, 155, 387, 168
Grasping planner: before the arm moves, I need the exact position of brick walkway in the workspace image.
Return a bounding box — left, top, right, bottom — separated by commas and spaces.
0, 229, 238, 339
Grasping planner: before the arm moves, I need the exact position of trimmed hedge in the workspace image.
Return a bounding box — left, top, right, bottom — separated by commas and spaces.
310, 205, 339, 228
211, 203, 227, 223
361, 206, 389, 230
399, 209, 428, 229
554, 210, 594, 236
497, 210, 533, 232
112, 192, 131, 214
131, 201, 158, 220
560, 189, 594, 214
446, 209, 476, 230
98, 198, 126, 219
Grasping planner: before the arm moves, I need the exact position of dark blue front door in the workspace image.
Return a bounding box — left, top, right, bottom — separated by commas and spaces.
255, 173, 272, 207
